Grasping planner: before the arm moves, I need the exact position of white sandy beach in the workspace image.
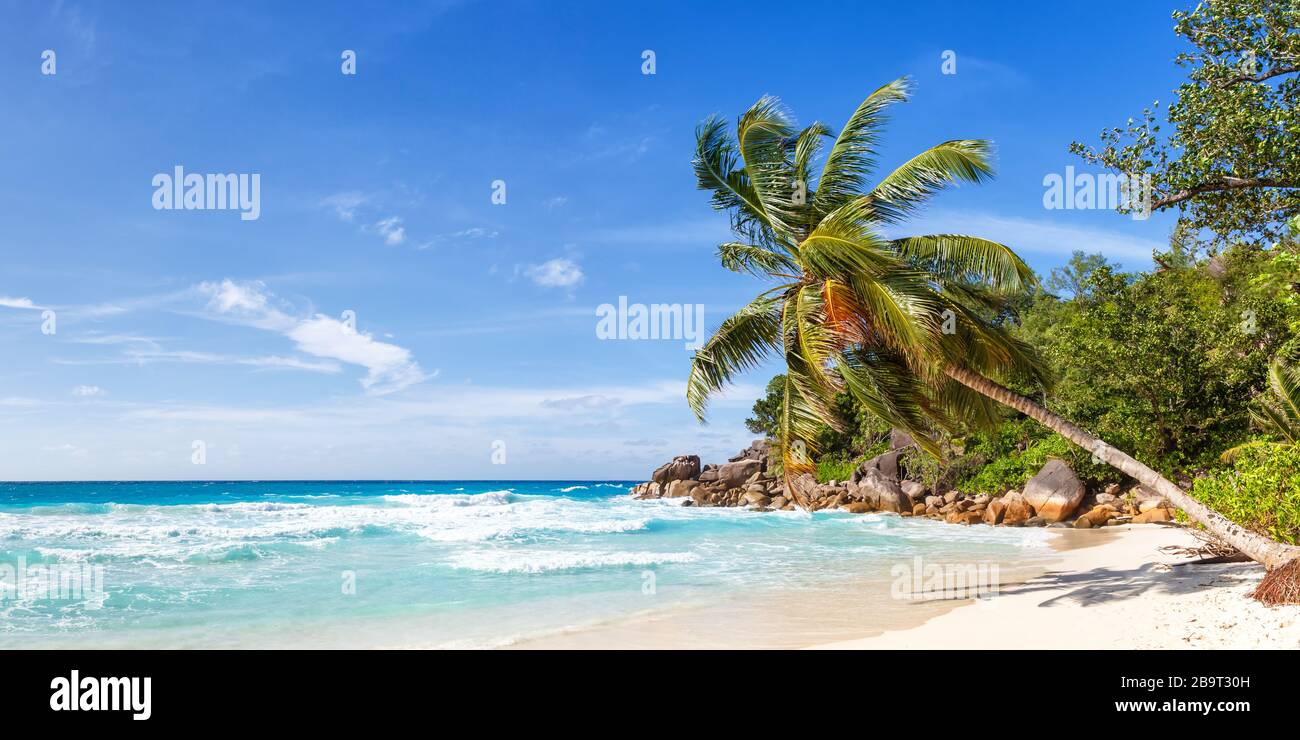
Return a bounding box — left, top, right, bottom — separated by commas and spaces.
817, 524, 1300, 650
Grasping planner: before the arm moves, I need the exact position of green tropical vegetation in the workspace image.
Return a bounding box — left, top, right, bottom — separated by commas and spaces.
691, 0, 1300, 588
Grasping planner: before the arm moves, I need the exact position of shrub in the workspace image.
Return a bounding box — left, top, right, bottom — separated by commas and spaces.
1191, 442, 1300, 545
815, 455, 859, 484
956, 431, 1119, 495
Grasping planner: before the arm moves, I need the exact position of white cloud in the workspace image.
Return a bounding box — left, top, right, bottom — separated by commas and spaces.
540, 394, 620, 411
0, 296, 39, 310
319, 191, 369, 222
451, 227, 497, 239
375, 216, 406, 245
320, 193, 414, 248
524, 258, 584, 289
900, 209, 1165, 264
205, 279, 271, 315
287, 315, 428, 394
41, 443, 87, 458
238, 356, 342, 373
198, 279, 429, 395
71, 385, 106, 398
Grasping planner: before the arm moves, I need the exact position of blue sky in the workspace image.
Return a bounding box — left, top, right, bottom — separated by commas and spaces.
0, 0, 1188, 480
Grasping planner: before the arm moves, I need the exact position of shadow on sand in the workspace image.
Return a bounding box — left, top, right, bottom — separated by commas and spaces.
1006, 560, 1261, 608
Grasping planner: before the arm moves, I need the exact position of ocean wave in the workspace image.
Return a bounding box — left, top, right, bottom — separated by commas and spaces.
381, 491, 514, 507
555, 485, 588, 492
447, 549, 699, 574
0, 489, 663, 563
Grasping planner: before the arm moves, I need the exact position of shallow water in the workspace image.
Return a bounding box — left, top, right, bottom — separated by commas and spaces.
0, 481, 1057, 648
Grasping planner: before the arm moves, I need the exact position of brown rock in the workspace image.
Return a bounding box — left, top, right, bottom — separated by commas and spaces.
1080, 504, 1120, 527
1021, 460, 1085, 522
912, 503, 927, 516
849, 468, 911, 513
853, 450, 902, 482
742, 490, 771, 507
1138, 499, 1170, 513
651, 455, 701, 485
890, 429, 915, 450
1095, 493, 1120, 507
1133, 485, 1171, 513
1132, 508, 1174, 524
983, 499, 1007, 525
716, 459, 763, 489
1002, 499, 1035, 526
842, 502, 872, 514
901, 480, 927, 501
728, 439, 770, 465
665, 479, 700, 498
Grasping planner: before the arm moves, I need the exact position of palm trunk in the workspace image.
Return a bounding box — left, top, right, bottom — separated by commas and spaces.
945, 364, 1300, 570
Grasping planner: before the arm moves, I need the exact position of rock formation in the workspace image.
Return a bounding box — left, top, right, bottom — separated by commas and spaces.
629, 440, 1175, 530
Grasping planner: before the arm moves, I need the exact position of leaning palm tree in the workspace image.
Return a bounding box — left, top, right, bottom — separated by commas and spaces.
687, 78, 1300, 576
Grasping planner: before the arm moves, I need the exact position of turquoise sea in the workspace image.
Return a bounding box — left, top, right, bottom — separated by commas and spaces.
0, 481, 1058, 648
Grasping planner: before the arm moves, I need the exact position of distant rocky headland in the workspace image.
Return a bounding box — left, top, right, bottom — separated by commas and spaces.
630, 435, 1175, 529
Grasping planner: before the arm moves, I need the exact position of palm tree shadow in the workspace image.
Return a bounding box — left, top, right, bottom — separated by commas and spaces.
1006, 561, 1261, 608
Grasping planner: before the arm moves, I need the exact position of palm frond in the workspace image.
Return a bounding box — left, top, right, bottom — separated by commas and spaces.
814, 78, 911, 216
686, 294, 783, 421
836, 347, 943, 456
892, 234, 1035, 293
717, 242, 799, 277
735, 96, 800, 242
798, 212, 899, 279
693, 116, 777, 241
1253, 359, 1300, 443
1268, 359, 1300, 426
869, 140, 994, 221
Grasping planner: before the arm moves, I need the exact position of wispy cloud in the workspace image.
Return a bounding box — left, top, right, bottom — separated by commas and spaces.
522, 258, 584, 289
198, 279, 429, 394
900, 209, 1165, 264
0, 296, 40, 310
374, 216, 406, 245
318, 191, 369, 222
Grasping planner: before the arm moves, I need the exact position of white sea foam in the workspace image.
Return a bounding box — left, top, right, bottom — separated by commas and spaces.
556, 485, 588, 492
447, 549, 698, 574
0, 489, 660, 563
